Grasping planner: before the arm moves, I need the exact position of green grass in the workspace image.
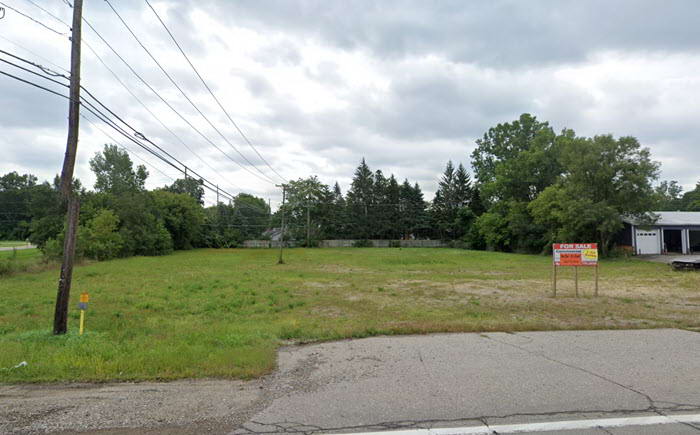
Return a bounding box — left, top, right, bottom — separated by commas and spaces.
0, 248, 698, 383
0, 248, 44, 276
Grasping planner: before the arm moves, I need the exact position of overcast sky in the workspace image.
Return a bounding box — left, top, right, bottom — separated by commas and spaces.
1, 0, 699, 207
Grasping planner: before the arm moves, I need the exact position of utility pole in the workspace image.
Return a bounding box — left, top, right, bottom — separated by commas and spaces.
54, 0, 83, 335
277, 184, 286, 264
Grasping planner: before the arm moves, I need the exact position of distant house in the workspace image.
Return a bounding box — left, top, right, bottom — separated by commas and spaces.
620, 212, 700, 255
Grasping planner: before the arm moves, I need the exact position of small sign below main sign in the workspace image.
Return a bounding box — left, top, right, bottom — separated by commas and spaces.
553, 243, 598, 267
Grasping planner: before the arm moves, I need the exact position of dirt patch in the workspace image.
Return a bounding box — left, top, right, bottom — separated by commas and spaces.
305, 281, 347, 289
316, 265, 369, 274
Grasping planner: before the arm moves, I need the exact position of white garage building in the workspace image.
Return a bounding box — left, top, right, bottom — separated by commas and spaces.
623, 211, 700, 255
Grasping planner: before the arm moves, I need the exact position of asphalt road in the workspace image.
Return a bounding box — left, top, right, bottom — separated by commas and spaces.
235, 329, 700, 435
2, 329, 699, 434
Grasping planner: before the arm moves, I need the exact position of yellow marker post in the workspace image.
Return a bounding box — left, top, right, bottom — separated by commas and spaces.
78, 292, 89, 335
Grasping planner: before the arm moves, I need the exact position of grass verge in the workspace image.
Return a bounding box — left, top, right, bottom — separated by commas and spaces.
0, 248, 697, 383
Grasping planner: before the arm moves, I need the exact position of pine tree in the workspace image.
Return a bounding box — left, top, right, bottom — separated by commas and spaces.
386, 175, 401, 239
327, 182, 347, 238
346, 158, 375, 239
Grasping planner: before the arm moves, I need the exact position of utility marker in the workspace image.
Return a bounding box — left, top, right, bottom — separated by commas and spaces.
78, 292, 89, 335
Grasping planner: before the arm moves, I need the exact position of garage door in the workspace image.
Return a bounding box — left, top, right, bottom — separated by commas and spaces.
636, 229, 660, 255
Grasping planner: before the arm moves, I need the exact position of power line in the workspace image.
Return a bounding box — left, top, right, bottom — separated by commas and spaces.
0, 59, 237, 203
0, 34, 69, 74
7, 3, 238, 192
79, 39, 239, 192
80, 16, 273, 187
22, 0, 69, 27
80, 113, 176, 183
103, 0, 277, 185
144, 0, 287, 183
0, 1, 68, 37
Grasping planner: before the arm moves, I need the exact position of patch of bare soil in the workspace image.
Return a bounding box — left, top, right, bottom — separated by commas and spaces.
305, 281, 347, 289
316, 265, 369, 274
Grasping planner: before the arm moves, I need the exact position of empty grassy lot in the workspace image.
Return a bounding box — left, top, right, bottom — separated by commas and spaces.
0, 248, 698, 383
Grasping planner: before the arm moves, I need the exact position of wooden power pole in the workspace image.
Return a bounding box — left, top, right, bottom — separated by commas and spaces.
54, 0, 83, 335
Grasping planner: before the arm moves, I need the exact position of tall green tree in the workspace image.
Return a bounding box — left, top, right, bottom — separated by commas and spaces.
431, 161, 474, 239
400, 180, 430, 239
90, 144, 148, 194
346, 158, 375, 239
471, 114, 562, 252
151, 190, 204, 250
325, 182, 348, 239
530, 134, 659, 255
279, 176, 332, 244
680, 182, 700, 211
164, 178, 205, 205
0, 172, 37, 239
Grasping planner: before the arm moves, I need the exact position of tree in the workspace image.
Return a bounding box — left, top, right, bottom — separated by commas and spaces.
470, 114, 563, 252
81, 209, 123, 261
530, 134, 659, 255
164, 178, 205, 205
281, 176, 332, 244
151, 190, 204, 250
325, 182, 348, 239
400, 180, 429, 239
90, 144, 148, 194
0, 172, 37, 240
346, 158, 375, 239
680, 182, 700, 211
431, 161, 474, 239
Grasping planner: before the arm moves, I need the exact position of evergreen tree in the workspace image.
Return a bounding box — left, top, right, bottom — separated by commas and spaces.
400, 180, 429, 239
386, 175, 402, 239
346, 158, 375, 239
326, 182, 347, 238
432, 161, 475, 239
372, 170, 389, 238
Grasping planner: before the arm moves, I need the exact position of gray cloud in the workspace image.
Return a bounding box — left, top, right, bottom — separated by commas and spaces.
1, 0, 699, 206
193, 0, 700, 67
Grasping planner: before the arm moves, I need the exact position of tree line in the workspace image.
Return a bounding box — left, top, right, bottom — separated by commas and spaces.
1, 113, 697, 261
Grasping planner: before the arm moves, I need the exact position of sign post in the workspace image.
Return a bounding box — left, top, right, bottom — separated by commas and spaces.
552, 243, 599, 297
78, 292, 89, 335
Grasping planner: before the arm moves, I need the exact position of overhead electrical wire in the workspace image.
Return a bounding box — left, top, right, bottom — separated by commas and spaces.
80, 113, 176, 183
80, 15, 273, 187
0, 9, 275, 211
0, 55, 240, 204
0, 34, 70, 74
0, 1, 68, 37
143, 0, 287, 183
80, 41, 239, 192
103, 0, 278, 185
14, 0, 238, 192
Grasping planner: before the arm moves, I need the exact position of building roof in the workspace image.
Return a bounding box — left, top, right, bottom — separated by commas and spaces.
653, 211, 700, 226
625, 211, 700, 226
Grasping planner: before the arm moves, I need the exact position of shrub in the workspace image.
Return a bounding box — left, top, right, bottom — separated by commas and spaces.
83, 209, 123, 261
